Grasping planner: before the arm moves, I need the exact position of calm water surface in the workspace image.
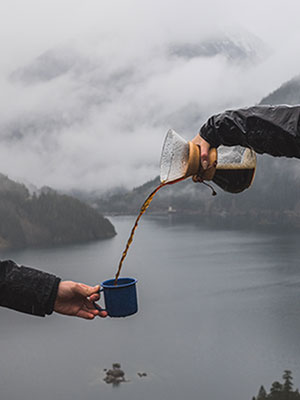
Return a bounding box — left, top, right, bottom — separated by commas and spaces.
1, 215, 300, 400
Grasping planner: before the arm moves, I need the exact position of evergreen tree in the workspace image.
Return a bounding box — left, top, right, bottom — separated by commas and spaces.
283, 370, 293, 394
253, 371, 300, 400
256, 385, 267, 400
269, 381, 283, 400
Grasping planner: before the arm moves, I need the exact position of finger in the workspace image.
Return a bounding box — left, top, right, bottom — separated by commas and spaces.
90, 308, 100, 316
83, 297, 108, 318
81, 283, 100, 292
84, 309, 100, 317
76, 283, 100, 297
99, 310, 108, 318
76, 310, 97, 320
84, 299, 100, 310
89, 300, 107, 317
192, 175, 203, 183
89, 293, 100, 302
93, 284, 101, 292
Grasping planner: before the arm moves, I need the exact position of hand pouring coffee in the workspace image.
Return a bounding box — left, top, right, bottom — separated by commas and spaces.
95, 129, 257, 317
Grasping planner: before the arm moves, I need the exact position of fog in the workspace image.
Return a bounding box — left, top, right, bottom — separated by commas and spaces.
1, 0, 300, 192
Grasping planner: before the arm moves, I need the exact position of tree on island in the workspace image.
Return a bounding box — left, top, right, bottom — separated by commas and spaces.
283, 370, 293, 395
253, 371, 300, 400
256, 385, 268, 400
270, 381, 283, 400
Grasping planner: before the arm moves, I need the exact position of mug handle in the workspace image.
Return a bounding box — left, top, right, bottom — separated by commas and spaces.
93, 288, 106, 313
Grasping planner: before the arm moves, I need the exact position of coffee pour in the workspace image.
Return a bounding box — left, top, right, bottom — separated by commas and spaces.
113, 129, 257, 287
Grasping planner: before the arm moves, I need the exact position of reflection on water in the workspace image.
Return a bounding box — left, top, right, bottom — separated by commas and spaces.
1, 215, 300, 400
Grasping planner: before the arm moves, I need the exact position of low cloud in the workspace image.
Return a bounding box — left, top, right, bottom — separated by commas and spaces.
1, 0, 300, 192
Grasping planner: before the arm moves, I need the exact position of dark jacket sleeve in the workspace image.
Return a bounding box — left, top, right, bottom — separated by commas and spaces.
199, 105, 300, 158
0, 260, 61, 317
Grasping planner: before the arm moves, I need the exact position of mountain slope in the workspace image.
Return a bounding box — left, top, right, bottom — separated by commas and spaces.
170, 30, 268, 64
260, 75, 300, 105
0, 174, 116, 249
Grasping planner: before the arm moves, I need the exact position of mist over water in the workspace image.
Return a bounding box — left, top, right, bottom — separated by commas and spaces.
1, 216, 300, 400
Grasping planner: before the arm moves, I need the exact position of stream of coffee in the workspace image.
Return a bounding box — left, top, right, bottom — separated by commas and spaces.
114, 177, 185, 284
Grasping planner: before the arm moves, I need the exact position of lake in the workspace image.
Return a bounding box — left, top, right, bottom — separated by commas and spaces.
1, 215, 300, 400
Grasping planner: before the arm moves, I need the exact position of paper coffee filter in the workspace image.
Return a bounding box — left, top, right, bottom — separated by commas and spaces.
160, 129, 189, 183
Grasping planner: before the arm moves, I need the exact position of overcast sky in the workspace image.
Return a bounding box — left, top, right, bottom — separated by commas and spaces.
1, 0, 300, 192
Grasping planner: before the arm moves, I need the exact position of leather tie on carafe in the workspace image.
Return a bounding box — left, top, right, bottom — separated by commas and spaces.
189, 144, 218, 196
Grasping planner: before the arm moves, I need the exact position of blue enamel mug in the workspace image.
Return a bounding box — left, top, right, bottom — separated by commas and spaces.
94, 277, 138, 318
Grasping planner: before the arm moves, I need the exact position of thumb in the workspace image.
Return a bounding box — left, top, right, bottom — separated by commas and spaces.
76, 283, 100, 297
200, 140, 210, 170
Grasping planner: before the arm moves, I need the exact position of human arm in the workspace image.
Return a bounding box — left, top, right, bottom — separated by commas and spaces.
193, 105, 300, 169
0, 259, 61, 316
0, 260, 107, 319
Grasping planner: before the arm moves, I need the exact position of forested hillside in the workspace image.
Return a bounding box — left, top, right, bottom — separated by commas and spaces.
0, 174, 116, 249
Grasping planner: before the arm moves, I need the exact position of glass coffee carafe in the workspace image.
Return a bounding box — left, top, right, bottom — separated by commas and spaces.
160, 129, 256, 193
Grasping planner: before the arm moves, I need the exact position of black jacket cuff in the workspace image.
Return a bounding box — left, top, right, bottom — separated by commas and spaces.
45, 277, 61, 315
